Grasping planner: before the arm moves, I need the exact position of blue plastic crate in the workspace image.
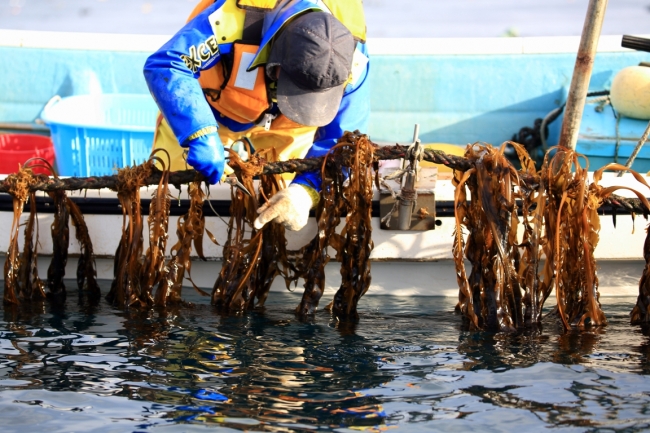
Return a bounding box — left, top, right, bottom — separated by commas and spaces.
41, 94, 159, 177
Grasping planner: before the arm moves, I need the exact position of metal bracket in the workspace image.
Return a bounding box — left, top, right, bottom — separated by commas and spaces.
379, 124, 438, 231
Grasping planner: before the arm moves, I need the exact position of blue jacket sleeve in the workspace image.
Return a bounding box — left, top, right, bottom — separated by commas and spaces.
291, 42, 371, 192
143, 3, 222, 145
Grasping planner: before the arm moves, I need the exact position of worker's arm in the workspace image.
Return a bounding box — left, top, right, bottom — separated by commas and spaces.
291, 42, 371, 193
143, 3, 222, 144
143, 3, 226, 184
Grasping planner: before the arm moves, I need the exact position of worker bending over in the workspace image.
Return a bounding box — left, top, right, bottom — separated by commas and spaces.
144, 0, 369, 231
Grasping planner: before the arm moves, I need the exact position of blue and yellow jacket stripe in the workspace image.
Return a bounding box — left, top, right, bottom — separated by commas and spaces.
143, 0, 369, 190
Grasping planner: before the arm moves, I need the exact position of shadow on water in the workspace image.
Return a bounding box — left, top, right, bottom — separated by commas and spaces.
1, 285, 650, 431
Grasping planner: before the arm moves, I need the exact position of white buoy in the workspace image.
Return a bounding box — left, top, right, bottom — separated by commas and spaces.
610, 66, 650, 120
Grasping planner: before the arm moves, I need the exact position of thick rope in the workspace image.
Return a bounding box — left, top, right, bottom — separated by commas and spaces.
0, 144, 472, 193
0, 141, 644, 215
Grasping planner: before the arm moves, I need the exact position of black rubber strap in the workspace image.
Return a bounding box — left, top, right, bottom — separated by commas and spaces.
243, 9, 265, 42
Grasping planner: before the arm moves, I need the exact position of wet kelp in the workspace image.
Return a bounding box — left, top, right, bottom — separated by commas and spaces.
106, 159, 149, 308
108, 150, 177, 308
543, 152, 650, 329
18, 193, 47, 302
210, 132, 375, 321
3, 159, 98, 306
453, 143, 650, 331
453, 143, 524, 331
141, 155, 172, 304
632, 227, 650, 324
4, 166, 44, 305
329, 133, 375, 321
68, 198, 100, 299
211, 149, 281, 312
96, 150, 226, 310
155, 179, 209, 306
46, 187, 69, 303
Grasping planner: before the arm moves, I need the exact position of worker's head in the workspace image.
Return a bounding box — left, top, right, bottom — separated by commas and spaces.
266, 12, 355, 127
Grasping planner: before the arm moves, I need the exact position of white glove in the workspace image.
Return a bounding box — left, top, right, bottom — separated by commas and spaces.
254, 184, 315, 231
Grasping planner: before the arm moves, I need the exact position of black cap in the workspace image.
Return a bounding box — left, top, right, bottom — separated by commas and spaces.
266, 12, 355, 127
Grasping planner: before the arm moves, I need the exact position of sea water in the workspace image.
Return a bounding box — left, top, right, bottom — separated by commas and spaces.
0, 284, 649, 432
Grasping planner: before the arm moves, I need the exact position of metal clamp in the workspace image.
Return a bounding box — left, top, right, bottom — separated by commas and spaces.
379, 123, 438, 231
398, 124, 422, 231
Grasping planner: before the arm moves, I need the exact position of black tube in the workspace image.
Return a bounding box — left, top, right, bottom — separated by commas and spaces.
622, 35, 650, 53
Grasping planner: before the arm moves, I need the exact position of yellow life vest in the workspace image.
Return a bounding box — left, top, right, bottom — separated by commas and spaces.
186, 0, 366, 125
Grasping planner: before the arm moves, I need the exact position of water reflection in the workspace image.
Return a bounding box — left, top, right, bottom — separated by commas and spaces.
635, 324, 650, 375
0, 288, 649, 431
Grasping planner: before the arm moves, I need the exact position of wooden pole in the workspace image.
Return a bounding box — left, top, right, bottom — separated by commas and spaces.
559, 0, 609, 150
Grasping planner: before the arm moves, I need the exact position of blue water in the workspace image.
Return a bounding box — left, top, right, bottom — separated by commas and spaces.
0, 286, 649, 432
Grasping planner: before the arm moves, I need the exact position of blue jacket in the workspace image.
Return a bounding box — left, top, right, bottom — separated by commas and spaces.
143, 0, 370, 190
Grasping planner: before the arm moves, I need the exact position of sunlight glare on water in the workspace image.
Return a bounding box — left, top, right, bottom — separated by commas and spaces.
0, 285, 649, 432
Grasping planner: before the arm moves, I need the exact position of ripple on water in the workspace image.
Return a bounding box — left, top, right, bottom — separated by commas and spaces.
0, 286, 649, 432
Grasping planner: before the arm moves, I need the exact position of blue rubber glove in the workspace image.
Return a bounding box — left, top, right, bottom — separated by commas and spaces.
184, 133, 225, 185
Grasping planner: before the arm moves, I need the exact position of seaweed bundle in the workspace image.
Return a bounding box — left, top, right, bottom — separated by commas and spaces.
4, 159, 98, 307
105, 160, 149, 307
156, 179, 210, 306
108, 151, 178, 308
540, 150, 650, 329
329, 133, 375, 321
631, 227, 650, 324
4, 165, 45, 305
141, 150, 172, 305
68, 197, 100, 300
209, 132, 376, 321
453, 143, 524, 331
211, 149, 274, 311
452, 142, 650, 331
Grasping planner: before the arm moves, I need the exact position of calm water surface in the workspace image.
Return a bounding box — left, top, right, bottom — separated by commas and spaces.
0, 284, 649, 432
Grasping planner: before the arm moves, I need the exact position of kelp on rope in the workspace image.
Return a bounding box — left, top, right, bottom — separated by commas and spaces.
3, 158, 98, 307
1, 133, 650, 330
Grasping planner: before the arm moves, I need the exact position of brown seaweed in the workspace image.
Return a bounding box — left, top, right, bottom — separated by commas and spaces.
330, 133, 375, 321
211, 150, 266, 311
515, 143, 549, 327
453, 144, 524, 331
156, 180, 210, 306
46, 189, 69, 304
209, 132, 376, 321
6, 130, 650, 334
141, 151, 172, 306
452, 167, 480, 328
67, 197, 100, 299
543, 153, 649, 328
250, 171, 289, 309
4, 158, 101, 307
290, 172, 342, 317
632, 226, 650, 324
451, 142, 650, 331
106, 162, 151, 308
18, 192, 46, 301
3, 167, 38, 305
